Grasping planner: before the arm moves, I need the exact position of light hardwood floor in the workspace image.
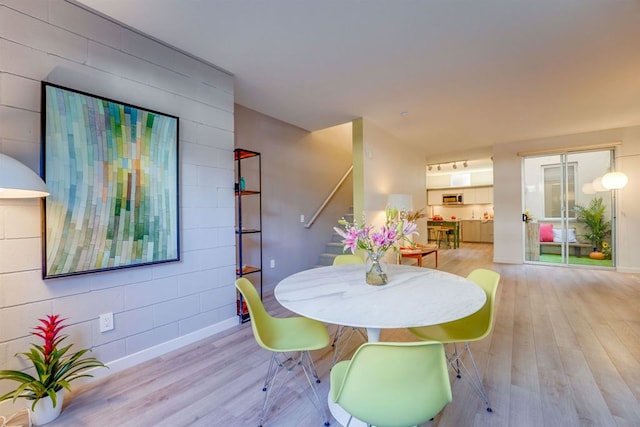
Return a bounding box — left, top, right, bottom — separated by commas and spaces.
35, 243, 640, 426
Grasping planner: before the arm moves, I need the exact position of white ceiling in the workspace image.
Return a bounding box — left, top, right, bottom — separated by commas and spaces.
74, 0, 640, 160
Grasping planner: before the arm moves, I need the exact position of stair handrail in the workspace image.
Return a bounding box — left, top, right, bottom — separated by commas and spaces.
304, 165, 353, 229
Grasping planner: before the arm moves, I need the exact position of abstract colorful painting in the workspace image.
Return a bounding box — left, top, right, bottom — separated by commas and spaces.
41, 82, 179, 278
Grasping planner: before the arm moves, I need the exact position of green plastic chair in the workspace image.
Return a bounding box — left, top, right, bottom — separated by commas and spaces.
235, 278, 331, 427
332, 254, 364, 265
330, 342, 452, 427
408, 268, 500, 412
331, 254, 367, 365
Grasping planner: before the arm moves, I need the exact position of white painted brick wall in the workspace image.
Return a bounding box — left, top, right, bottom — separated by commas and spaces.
0, 0, 236, 402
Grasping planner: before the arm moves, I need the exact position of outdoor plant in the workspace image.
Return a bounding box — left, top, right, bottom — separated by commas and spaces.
0, 315, 106, 410
574, 196, 611, 251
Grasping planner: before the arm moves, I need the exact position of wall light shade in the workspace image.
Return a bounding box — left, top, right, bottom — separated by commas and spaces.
591, 176, 607, 192
0, 153, 49, 198
601, 172, 628, 190
581, 183, 595, 194
387, 193, 413, 212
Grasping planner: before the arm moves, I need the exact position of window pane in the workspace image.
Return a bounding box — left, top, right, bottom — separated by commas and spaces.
543, 163, 575, 219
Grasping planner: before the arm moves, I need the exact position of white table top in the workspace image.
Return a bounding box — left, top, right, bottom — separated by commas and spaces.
275, 264, 486, 330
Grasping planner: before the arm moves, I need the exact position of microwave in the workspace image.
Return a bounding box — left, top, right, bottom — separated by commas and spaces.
442, 193, 463, 205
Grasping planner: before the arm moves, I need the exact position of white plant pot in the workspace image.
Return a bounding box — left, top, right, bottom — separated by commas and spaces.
31, 389, 65, 426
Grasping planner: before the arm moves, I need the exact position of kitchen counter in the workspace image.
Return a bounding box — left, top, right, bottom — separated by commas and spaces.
426, 220, 460, 248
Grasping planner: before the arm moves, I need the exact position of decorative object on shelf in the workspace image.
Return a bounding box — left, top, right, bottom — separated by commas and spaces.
0, 315, 107, 425
334, 208, 417, 285
574, 196, 611, 254
239, 176, 246, 191
522, 210, 532, 223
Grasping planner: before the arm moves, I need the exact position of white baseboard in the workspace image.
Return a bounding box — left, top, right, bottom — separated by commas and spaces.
616, 266, 640, 274
0, 316, 238, 417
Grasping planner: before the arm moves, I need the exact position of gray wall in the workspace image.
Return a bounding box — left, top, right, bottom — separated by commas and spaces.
234, 105, 353, 290
0, 0, 236, 408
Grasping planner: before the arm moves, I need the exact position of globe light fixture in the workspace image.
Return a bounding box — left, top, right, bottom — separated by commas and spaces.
601, 171, 628, 190
591, 177, 607, 192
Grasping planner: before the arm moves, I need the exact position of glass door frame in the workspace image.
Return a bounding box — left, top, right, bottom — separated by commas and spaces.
523, 149, 616, 268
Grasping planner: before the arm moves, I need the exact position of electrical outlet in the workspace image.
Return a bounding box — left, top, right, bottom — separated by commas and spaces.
270, 259, 275, 268
99, 312, 114, 332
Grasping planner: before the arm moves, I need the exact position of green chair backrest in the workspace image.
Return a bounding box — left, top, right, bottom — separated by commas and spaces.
333, 254, 364, 265
333, 342, 452, 427
461, 268, 500, 341
235, 277, 278, 351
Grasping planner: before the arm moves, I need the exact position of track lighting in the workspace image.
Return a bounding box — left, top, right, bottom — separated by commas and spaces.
463, 161, 468, 168
437, 164, 441, 171
428, 165, 432, 171
452, 162, 457, 169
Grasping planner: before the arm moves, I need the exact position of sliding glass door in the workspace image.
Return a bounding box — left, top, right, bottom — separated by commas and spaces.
523, 150, 615, 267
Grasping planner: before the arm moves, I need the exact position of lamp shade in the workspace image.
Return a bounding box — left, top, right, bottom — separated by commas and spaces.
591, 176, 606, 192
581, 183, 595, 194
601, 172, 628, 190
0, 153, 49, 198
387, 193, 413, 212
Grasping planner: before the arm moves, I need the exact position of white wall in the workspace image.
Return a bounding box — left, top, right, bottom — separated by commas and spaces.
234, 105, 354, 290
493, 125, 640, 272
0, 0, 236, 411
359, 119, 428, 245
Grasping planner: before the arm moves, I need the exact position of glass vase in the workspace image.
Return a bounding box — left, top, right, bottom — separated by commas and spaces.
365, 251, 389, 285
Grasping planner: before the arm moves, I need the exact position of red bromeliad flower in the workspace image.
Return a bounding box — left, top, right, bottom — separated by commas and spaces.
0, 314, 106, 410
32, 315, 68, 365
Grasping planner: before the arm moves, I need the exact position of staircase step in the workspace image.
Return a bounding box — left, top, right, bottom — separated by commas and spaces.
331, 233, 345, 243
325, 242, 346, 254
318, 253, 337, 266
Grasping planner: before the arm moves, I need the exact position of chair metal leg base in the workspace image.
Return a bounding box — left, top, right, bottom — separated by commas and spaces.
445, 343, 492, 412
258, 351, 330, 426
331, 325, 367, 365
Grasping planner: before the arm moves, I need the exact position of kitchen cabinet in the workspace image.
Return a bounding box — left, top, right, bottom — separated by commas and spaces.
427, 189, 444, 206
462, 188, 476, 204
475, 187, 493, 204
461, 220, 493, 243
427, 186, 493, 206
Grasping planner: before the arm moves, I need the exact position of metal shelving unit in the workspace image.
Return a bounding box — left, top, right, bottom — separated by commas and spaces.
234, 148, 262, 323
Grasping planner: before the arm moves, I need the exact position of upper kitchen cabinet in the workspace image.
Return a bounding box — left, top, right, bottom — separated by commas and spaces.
427, 189, 444, 206
428, 186, 493, 206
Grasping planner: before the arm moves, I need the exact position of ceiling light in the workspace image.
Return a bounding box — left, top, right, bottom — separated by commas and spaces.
452, 162, 457, 169
601, 172, 628, 190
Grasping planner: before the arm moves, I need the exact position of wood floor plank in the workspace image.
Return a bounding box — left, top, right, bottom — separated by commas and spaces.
13, 242, 635, 427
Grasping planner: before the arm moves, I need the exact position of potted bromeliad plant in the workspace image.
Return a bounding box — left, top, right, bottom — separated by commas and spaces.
0, 315, 106, 425
574, 196, 611, 260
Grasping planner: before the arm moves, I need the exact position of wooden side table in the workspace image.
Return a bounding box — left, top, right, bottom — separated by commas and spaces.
400, 246, 438, 268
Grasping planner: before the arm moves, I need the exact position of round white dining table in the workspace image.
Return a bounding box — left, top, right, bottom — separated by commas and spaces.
275, 263, 486, 342
275, 263, 487, 427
